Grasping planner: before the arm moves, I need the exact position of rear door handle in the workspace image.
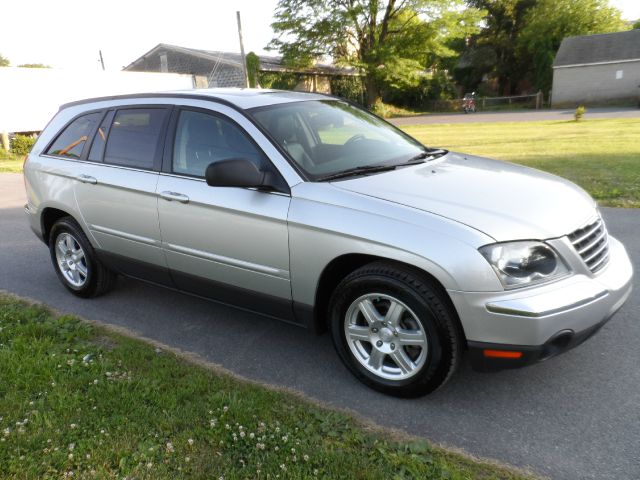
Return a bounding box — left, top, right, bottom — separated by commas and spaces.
75, 174, 97, 184
159, 191, 190, 204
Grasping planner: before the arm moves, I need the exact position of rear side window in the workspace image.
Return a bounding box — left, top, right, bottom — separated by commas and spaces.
173, 109, 265, 177
104, 108, 167, 170
88, 111, 115, 162
47, 112, 102, 159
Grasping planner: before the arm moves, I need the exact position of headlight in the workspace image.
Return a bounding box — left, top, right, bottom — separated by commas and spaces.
479, 241, 570, 289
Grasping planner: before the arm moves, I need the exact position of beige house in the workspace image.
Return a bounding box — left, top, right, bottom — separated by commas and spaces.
551, 29, 640, 107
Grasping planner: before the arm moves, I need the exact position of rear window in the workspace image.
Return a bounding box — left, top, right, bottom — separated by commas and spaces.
103, 108, 167, 170
47, 112, 102, 159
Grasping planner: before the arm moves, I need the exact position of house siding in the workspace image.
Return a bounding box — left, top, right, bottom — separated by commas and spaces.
552, 61, 640, 106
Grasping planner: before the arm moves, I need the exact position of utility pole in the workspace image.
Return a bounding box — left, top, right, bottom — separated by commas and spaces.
236, 11, 249, 88
99, 50, 105, 71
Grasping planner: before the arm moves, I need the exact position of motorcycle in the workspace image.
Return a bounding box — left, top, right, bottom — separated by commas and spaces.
462, 92, 477, 113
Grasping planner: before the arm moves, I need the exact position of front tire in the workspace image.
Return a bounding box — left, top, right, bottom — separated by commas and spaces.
49, 217, 116, 298
329, 262, 462, 397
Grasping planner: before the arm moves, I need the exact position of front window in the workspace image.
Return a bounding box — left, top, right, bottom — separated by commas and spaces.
250, 100, 427, 180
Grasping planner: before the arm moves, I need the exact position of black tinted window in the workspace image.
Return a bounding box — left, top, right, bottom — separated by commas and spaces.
88, 111, 114, 162
173, 110, 264, 177
104, 109, 167, 169
47, 112, 101, 159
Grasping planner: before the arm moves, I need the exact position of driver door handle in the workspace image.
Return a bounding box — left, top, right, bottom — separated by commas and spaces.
75, 174, 97, 185
159, 191, 190, 204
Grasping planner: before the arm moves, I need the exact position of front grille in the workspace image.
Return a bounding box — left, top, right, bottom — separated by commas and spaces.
567, 217, 610, 273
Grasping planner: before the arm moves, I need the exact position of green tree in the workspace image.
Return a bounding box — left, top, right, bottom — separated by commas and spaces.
17, 63, 51, 68
632, 19, 640, 29
518, 0, 627, 94
0, 54, 9, 67
466, 0, 537, 95
268, 0, 482, 106
245, 52, 261, 88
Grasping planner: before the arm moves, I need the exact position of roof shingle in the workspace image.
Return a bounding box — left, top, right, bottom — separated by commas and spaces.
553, 29, 640, 67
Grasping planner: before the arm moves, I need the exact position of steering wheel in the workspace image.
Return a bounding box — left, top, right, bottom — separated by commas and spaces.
344, 133, 366, 146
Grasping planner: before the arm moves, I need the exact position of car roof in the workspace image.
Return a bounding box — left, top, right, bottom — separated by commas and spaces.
60, 88, 332, 111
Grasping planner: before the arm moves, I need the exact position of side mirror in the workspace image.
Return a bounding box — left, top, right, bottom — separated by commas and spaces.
205, 158, 279, 191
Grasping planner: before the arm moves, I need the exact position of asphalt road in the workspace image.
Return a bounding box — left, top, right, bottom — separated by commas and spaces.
1, 173, 639, 480
389, 107, 640, 126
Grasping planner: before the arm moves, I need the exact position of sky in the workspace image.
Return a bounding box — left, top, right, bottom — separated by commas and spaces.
1, 0, 638, 71
0, 0, 280, 71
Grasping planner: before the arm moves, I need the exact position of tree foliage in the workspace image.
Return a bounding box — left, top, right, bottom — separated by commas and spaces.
464, 0, 627, 95
518, 0, 627, 94
465, 0, 535, 95
0, 54, 9, 67
268, 0, 483, 106
245, 52, 261, 88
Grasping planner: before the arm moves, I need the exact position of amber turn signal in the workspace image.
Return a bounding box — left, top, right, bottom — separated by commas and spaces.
483, 349, 523, 359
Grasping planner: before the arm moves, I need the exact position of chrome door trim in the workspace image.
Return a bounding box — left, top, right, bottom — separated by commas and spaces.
165, 242, 290, 280
90, 224, 160, 246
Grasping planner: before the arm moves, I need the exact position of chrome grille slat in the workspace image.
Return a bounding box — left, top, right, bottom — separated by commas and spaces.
571, 222, 603, 245
582, 239, 608, 264
589, 251, 610, 272
577, 229, 606, 255
567, 217, 610, 274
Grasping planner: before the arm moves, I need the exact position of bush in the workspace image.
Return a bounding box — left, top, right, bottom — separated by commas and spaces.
382, 71, 457, 111
370, 99, 391, 117
329, 76, 365, 105
574, 105, 586, 121
11, 135, 36, 155
258, 71, 301, 90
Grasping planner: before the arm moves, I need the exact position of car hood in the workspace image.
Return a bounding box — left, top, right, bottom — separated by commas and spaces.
331, 152, 597, 241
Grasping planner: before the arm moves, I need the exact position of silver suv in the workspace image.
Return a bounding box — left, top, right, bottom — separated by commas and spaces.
24, 89, 633, 397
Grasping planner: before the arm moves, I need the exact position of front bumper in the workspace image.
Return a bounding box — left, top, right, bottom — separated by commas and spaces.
448, 235, 633, 371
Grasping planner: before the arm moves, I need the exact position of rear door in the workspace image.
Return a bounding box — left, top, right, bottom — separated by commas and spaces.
73, 106, 172, 282
156, 106, 293, 318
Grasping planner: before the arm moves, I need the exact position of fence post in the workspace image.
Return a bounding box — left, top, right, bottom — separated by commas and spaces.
535, 90, 542, 109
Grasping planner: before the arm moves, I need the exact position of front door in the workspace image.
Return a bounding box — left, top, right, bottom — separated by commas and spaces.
156, 107, 292, 318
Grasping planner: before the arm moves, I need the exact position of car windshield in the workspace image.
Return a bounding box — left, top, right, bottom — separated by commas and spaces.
249, 100, 427, 180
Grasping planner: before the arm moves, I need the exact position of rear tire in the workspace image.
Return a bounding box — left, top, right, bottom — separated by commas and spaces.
329, 262, 462, 397
49, 217, 116, 298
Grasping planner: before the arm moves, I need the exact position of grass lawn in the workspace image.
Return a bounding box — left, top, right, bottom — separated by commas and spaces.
401, 118, 640, 208
0, 150, 24, 173
0, 295, 532, 480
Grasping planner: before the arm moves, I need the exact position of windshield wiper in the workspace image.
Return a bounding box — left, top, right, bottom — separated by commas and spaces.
317, 159, 427, 182
408, 148, 448, 162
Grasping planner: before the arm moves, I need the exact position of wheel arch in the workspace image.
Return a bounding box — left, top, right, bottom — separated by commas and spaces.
312, 253, 466, 345
41, 207, 81, 246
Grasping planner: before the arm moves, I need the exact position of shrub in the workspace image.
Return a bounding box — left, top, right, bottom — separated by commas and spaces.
574, 105, 586, 121
245, 52, 260, 88
330, 76, 365, 105
370, 99, 391, 117
10, 135, 36, 155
